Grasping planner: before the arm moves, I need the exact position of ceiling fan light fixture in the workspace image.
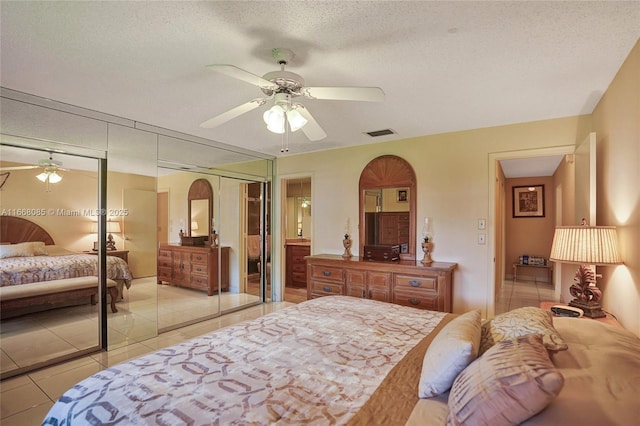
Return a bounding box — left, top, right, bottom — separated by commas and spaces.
263, 105, 285, 134
286, 107, 308, 132
36, 172, 48, 182
48, 171, 62, 183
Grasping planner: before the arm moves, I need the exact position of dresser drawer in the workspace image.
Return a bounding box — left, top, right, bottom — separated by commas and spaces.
158, 249, 172, 259
190, 252, 208, 263
393, 291, 438, 310
157, 257, 172, 269
310, 265, 343, 282
191, 263, 208, 275
310, 280, 343, 296
291, 263, 306, 273
158, 267, 172, 281
292, 271, 307, 284
394, 274, 437, 291
190, 274, 209, 289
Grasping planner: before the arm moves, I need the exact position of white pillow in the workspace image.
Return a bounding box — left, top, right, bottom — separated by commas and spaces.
0, 242, 35, 259
418, 309, 481, 398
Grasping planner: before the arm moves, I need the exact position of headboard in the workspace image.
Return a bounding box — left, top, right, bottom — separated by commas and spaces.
0, 216, 55, 245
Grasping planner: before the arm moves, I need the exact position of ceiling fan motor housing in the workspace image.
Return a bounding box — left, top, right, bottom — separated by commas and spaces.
260, 70, 305, 96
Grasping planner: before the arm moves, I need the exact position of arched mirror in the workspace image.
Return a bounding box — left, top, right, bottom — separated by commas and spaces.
359, 155, 417, 260
188, 178, 213, 238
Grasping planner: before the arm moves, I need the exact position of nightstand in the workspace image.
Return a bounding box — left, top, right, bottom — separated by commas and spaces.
85, 250, 129, 264
539, 301, 622, 328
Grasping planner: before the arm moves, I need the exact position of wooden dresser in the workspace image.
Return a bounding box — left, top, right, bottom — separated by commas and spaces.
306, 254, 456, 312
286, 243, 310, 288
158, 244, 230, 296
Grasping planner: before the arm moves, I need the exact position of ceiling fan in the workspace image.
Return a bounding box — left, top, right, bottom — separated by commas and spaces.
0, 154, 66, 185
200, 48, 385, 144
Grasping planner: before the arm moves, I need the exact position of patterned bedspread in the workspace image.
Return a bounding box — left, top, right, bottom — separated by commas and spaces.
0, 253, 132, 288
43, 296, 447, 425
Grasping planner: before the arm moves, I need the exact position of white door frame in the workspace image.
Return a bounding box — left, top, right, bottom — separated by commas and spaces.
487, 145, 575, 318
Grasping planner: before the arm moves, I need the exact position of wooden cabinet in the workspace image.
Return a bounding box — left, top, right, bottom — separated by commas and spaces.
379, 212, 409, 246
345, 269, 392, 303
286, 243, 310, 288
307, 254, 456, 312
157, 244, 229, 296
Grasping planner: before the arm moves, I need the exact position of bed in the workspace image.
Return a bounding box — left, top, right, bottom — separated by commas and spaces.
42, 296, 640, 425
0, 216, 133, 318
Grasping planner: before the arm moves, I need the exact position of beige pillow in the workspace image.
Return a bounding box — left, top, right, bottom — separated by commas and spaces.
447, 334, 565, 426
0, 242, 35, 259
418, 309, 481, 398
480, 306, 567, 354
29, 241, 49, 256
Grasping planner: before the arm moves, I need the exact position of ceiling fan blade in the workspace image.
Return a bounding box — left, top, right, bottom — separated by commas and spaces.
301, 86, 385, 102
0, 165, 39, 171
295, 104, 327, 141
206, 64, 279, 91
200, 98, 270, 129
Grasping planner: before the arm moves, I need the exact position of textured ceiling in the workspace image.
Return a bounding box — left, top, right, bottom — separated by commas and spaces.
1, 1, 639, 161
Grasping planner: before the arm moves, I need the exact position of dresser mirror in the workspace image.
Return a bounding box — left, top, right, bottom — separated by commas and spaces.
359, 155, 417, 260
188, 178, 213, 237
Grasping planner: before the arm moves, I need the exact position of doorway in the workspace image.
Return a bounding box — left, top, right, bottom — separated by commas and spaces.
281, 176, 312, 304
488, 146, 575, 318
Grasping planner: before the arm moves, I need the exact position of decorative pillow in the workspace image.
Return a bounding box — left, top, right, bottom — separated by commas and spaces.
479, 306, 567, 354
447, 334, 565, 426
419, 309, 481, 398
0, 242, 35, 258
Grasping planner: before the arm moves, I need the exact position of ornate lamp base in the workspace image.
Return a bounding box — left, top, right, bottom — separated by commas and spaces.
421, 241, 433, 265
569, 299, 605, 318
211, 232, 218, 248
342, 237, 353, 259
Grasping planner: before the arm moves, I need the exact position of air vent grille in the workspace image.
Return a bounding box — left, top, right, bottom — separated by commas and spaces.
365, 129, 396, 137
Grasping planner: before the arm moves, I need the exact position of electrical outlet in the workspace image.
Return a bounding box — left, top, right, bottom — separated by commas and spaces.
478, 234, 486, 245
478, 219, 486, 230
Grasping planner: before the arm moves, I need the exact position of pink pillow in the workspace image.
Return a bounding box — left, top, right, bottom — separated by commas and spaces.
447, 334, 564, 425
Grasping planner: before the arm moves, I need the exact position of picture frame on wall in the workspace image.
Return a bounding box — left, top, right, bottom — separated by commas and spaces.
513, 185, 545, 218
397, 189, 408, 202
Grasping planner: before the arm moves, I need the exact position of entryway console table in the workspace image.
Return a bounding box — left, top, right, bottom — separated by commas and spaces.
306, 254, 456, 312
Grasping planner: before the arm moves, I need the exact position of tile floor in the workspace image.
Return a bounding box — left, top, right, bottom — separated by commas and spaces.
495, 277, 558, 314
1, 277, 551, 425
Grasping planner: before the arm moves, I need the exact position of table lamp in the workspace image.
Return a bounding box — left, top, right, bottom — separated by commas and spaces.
549, 225, 622, 318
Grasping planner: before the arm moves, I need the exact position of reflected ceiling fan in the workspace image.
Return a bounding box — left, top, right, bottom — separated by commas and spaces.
200, 48, 385, 146
0, 154, 66, 186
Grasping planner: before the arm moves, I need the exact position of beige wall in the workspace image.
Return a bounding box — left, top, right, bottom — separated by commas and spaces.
278, 115, 592, 317
504, 176, 556, 282
0, 163, 156, 277
592, 39, 640, 336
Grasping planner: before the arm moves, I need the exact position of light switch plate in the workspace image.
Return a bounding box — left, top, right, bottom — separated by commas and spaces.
478, 234, 486, 245
478, 219, 486, 230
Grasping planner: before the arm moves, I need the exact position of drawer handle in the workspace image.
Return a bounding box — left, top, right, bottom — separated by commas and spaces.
323, 286, 332, 293
408, 298, 421, 305
322, 271, 332, 277
409, 280, 422, 287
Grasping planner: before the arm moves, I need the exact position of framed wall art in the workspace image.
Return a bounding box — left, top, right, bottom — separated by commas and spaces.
397, 189, 408, 202
513, 185, 545, 218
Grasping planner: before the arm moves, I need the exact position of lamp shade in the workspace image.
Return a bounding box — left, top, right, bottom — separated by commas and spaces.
106, 221, 121, 233
549, 226, 622, 265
